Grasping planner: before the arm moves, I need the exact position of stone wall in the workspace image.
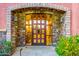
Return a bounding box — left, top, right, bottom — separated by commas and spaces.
0, 31, 6, 45
6, 3, 71, 42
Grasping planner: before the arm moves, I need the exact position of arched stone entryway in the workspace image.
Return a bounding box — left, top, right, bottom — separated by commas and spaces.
6, 3, 71, 47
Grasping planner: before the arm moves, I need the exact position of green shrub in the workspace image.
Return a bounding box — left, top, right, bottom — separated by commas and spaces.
0, 41, 13, 56
56, 35, 79, 56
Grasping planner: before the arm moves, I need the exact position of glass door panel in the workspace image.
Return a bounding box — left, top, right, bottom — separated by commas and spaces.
32, 19, 46, 45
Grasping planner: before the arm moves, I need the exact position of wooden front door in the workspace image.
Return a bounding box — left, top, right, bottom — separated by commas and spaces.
32, 17, 46, 45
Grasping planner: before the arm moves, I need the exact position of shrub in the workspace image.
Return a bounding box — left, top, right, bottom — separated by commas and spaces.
56, 35, 79, 56
0, 41, 13, 56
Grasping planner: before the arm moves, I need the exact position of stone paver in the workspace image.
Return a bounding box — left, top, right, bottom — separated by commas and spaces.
13, 46, 57, 56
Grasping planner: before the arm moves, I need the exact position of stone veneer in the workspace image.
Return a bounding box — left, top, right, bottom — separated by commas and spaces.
0, 31, 6, 43
6, 3, 71, 41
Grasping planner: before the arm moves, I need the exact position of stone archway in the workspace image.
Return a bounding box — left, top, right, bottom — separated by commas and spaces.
6, 3, 71, 46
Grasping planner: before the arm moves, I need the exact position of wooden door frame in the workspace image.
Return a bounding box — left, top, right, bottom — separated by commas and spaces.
31, 14, 46, 45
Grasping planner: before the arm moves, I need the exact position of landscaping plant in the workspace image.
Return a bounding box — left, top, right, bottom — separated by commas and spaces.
56, 35, 79, 56
0, 41, 13, 56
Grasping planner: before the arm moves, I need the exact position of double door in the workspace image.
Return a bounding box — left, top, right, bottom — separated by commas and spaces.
32, 20, 46, 45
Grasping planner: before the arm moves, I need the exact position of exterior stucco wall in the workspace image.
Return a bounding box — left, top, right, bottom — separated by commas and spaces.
72, 3, 79, 35
0, 3, 79, 38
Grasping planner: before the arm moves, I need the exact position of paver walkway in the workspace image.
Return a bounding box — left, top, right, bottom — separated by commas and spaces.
13, 46, 57, 56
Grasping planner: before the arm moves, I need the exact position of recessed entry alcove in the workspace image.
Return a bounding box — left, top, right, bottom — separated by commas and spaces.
6, 3, 71, 47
